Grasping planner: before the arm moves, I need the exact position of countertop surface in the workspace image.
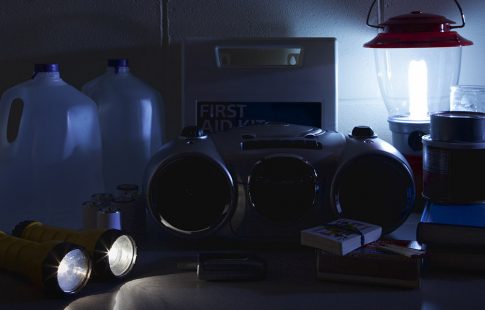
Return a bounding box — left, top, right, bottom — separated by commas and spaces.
1, 213, 484, 310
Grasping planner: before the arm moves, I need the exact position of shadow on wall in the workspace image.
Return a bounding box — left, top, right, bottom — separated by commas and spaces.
0, 0, 161, 60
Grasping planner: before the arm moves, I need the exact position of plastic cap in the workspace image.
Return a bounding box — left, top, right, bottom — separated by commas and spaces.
34, 63, 59, 73
107, 59, 129, 68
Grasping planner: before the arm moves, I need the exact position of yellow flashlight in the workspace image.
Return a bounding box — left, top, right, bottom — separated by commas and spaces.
0, 231, 91, 296
13, 221, 137, 280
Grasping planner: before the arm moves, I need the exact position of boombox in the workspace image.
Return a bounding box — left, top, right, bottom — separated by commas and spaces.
143, 123, 416, 242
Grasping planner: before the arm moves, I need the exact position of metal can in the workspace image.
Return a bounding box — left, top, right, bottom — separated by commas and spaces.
422, 111, 485, 203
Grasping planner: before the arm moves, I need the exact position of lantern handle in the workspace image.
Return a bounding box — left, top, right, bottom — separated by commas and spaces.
450, 0, 466, 29
366, 0, 467, 29
366, 0, 383, 29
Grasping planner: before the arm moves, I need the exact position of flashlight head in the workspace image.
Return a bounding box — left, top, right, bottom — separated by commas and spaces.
12, 221, 137, 281
93, 229, 137, 279
42, 242, 91, 296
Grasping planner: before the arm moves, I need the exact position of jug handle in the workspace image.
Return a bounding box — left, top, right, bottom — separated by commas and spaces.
6, 98, 24, 143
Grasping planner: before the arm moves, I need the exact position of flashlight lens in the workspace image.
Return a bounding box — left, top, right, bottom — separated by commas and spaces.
108, 235, 137, 277
57, 248, 90, 293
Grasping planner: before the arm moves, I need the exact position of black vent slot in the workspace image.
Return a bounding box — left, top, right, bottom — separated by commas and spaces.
242, 139, 322, 150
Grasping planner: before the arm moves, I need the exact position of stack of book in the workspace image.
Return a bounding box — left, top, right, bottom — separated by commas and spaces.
316, 239, 423, 288
417, 202, 485, 273
301, 218, 424, 288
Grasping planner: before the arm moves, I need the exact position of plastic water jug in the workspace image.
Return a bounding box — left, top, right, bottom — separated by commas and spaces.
0, 64, 104, 231
82, 58, 165, 193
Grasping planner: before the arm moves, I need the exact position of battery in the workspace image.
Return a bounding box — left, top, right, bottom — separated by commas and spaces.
90, 192, 114, 207
82, 200, 99, 229
97, 207, 122, 230
116, 184, 139, 199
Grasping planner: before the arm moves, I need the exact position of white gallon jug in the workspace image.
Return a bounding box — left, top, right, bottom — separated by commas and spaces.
0, 63, 104, 231
82, 58, 165, 193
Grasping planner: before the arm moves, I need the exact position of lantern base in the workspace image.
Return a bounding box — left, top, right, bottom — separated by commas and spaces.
388, 117, 429, 212
388, 117, 429, 156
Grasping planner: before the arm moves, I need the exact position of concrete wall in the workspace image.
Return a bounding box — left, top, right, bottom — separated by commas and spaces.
0, 0, 483, 142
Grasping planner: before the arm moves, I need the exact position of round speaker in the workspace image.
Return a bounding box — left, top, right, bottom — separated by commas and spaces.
248, 155, 317, 223
331, 154, 415, 234
147, 155, 234, 237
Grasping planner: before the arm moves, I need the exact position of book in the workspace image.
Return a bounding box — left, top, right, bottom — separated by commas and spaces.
316, 239, 424, 289
300, 218, 382, 255
423, 244, 485, 273
416, 202, 485, 248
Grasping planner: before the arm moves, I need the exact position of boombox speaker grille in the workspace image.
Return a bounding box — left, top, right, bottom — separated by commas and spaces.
331, 154, 415, 233
148, 155, 233, 235
248, 156, 317, 223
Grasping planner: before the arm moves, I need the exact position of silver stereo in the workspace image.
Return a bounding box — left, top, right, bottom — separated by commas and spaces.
143, 123, 416, 242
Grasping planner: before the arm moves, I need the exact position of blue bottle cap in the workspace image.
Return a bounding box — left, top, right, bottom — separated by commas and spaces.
34, 63, 59, 73
107, 59, 129, 68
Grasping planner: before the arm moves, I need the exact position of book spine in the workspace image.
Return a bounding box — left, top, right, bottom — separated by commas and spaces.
417, 222, 485, 248
424, 250, 485, 273
317, 272, 420, 289
317, 252, 420, 281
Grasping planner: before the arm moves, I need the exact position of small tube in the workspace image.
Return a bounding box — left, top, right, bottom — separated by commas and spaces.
82, 201, 99, 229
97, 208, 122, 230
